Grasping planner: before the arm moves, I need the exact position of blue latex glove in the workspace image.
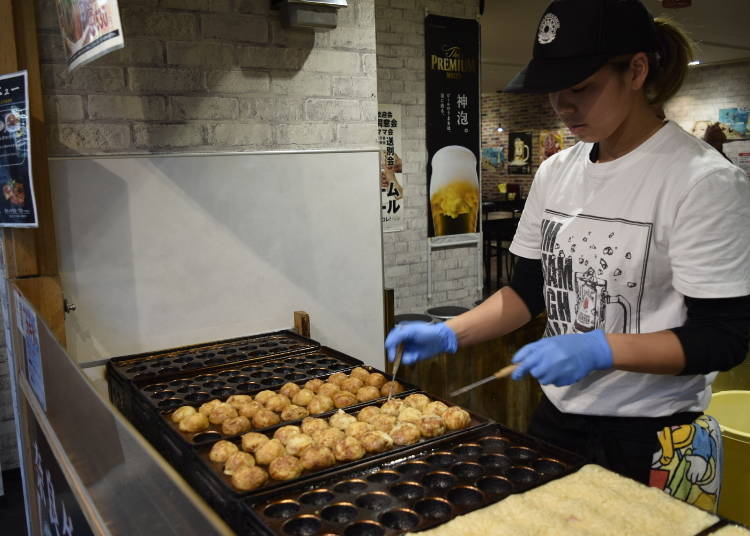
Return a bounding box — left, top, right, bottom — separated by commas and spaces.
384, 321, 458, 365
510, 330, 613, 386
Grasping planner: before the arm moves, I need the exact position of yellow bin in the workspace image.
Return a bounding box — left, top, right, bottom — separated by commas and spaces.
706, 390, 750, 525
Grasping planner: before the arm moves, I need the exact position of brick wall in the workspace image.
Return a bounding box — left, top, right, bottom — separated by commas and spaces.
376, 0, 482, 315
37, 0, 378, 154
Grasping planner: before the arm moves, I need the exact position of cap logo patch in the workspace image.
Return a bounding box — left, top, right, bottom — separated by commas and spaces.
537, 13, 560, 45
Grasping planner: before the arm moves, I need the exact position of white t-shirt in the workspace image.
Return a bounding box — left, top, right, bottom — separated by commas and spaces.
510, 121, 750, 417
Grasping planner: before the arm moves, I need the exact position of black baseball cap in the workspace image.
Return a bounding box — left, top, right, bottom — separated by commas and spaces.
504, 0, 658, 93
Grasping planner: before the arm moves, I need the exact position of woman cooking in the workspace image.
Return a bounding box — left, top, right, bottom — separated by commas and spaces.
385, 0, 750, 512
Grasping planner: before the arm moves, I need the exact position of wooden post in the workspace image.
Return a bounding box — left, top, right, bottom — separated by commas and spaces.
293, 311, 310, 338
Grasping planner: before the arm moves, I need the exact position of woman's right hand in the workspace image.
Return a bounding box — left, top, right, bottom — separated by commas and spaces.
384, 322, 458, 365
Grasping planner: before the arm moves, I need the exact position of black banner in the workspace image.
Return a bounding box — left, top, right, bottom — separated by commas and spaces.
425, 15, 481, 237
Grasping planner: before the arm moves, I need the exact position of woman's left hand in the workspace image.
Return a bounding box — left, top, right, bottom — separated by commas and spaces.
510, 330, 613, 386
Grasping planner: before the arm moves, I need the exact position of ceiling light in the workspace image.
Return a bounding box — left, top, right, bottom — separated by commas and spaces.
496, 125, 504, 133
688, 60, 701, 66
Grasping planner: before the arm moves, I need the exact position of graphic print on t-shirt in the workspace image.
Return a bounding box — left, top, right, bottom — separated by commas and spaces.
541, 210, 652, 337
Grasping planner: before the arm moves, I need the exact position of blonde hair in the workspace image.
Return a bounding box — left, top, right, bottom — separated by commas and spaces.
645, 18, 695, 107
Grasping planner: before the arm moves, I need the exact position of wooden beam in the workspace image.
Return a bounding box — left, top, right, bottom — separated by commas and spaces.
13, 276, 66, 345
293, 311, 310, 338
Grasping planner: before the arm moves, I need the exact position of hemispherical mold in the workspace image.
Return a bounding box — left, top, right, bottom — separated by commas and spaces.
126, 365, 147, 373
379, 509, 420, 531
508, 466, 539, 486
366, 470, 400, 484
396, 461, 431, 476
356, 492, 392, 510
260, 377, 284, 387
144, 383, 168, 392
477, 476, 512, 496
426, 452, 457, 467
133, 373, 156, 381
447, 485, 484, 507
203, 357, 225, 366
181, 362, 201, 369
151, 390, 176, 400
294, 362, 315, 370
316, 358, 337, 366
285, 372, 307, 382
343, 521, 385, 536
321, 502, 358, 524
236, 382, 261, 392
157, 398, 182, 410
264, 500, 300, 519
176, 384, 202, 394
533, 458, 566, 477
389, 481, 425, 501
192, 431, 221, 443
478, 435, 510, 452
218, 369, 242, 377
299, 489, 335, 507
451, 462, 484, 480
226, 375, 251, 384
478, 453, 511, 472
273, 367, 295, 375
283, 515, 321, 536
210, 387, 234, 398
158, 367, 180, 375
173, 356, 195, 363
334, 479, 368, 495
328, 363, 348, 371
203, 380, 225, 389
194, 375, 216, 382
250, 370, 273, 379
259, 342, 280, 348
414, 497, 452, 520
184, 392, 210, 403
454, 443, 482, 459
217, 348, 237, 355
422, 471, 457, 490
168, 379, 192, 387
507, 446, 537, 463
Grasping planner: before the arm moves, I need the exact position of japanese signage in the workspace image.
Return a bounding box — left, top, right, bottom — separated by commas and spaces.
508, 131, 533, 174
55, 0, 124, 71
0, 71, 38, 227
378, 105, 404, 232
30, 418, 94, 536
425, 15, 480, 237
15, 288, 46, 411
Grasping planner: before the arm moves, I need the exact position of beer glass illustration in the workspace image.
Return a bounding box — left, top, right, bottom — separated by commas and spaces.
573, 269, 632, 333
429, 145, 480, 236
510, 136, 530, 165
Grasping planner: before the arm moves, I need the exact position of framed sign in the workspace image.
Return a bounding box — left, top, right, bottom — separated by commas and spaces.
508, 131, 532, 175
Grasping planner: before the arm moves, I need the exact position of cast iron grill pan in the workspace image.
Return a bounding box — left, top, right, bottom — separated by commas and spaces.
242, 422, 585, 535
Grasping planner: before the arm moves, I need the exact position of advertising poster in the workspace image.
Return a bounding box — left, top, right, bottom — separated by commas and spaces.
481, 146, 505, 172
718, 107, 749, 138
378, 105, 404, 232
508, 131, 532, 174
55, 0, 125, 71
0, 71, 38, 227
15, 288, 45, 411
540, 129, 564, 162
425, 15, 480, 237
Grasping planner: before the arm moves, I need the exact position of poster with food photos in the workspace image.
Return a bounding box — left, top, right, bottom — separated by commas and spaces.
0, 71, 38, 227
378, 105, 404, 232
425, 14, 480, 237
55, 0, 125, 71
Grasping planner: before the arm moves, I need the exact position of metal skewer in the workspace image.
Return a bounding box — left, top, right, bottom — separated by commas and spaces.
388, 344, 404, 402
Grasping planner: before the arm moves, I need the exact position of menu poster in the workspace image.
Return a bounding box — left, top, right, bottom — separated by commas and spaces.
15, 288, 46, 412
0, 71, 38, 228
508, 131, 533, 175
425, 15, 481, 237
378, 105, 404, 233
55, 0, 125, 71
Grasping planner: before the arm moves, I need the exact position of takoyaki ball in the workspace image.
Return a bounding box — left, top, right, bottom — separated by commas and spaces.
237, 401, 264, 419
350, 367, 370, 382
398, 407, 423, 425
304, 378, 324, 393
390, 422, 421, 446
423, 401, 449, 417
198, 399, 223, 416
327, 372, 348, 386
360, 431, 394, 454
292, 388, 315, 407
209, 440, 239, 463
226, 394, 253, 409
329, 409, 358, 431
317, 382, 340, 399
340, 377, 364, 394
332, 436, 365, 462
222, 416, 251, 436
273, 425, 301, 445
333, 391, 358, 409
381, 381, 404, 397
281, 404, 309, 422
366, 372, 387, 389
265, 394, 291, 413
418, 415, 446, 438
171, 405, 196, 423
357, 405, 382, 423
241, 432, 268, 453
345, 421, 374, 441
356, 386, 381, 403
299, 445, 336, 471
300, 417, 329, 435
179, 412, 209, 433
252, 409, 281, 429
254, 390, 276, 405
231, 465, 268, 492
380, 398, 404, 416
223, 451, 255, 475
442, 407, 471, 430
285, 433, 314, 456
254, 439, 287, 466
370, 413, 397, 433
279, 382, 301, 399
208, 403, 238, 425
404, 393, 431, 411
269, 455, 303, 481
312, 427, 345, 449
307, 395, 334, 415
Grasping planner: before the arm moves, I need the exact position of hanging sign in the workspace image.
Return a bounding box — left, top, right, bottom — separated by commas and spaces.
55, 0, 125, 71
425, 15, 481, 238
0, 71, 38, 227
378, 105, 404, 232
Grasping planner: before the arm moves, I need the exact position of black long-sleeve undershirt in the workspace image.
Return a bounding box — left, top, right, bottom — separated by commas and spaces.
508, 256, 750, 375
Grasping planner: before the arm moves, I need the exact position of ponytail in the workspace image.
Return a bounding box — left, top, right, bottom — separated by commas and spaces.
645, 18, 695, 107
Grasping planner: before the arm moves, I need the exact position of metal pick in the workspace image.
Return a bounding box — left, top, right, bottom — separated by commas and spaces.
448, 364, 518, 397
